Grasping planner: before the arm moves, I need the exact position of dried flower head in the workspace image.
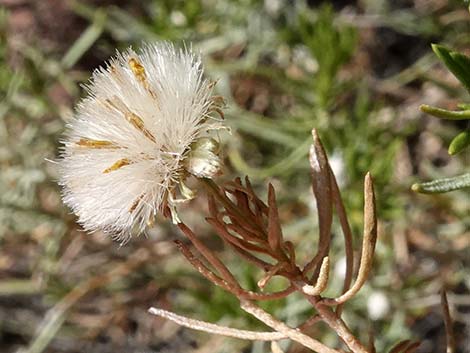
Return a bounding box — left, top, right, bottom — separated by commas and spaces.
59, 42, 225, 240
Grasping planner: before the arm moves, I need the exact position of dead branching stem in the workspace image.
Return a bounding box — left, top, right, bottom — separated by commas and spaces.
151, 131, 410, 353
240, 300, 338, 353
441, 289, 455, 353
322, 173, 377, 306
296, 282, 369, 353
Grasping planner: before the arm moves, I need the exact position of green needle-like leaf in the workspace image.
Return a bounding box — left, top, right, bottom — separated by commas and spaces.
448, 130, 470, 155
457, 103, 470, 110
412, 173, 470, 193
419, 104, 470, 120
228, 137, 311, 179
450, 51, 470, 82
431, 44, 470, 94
61, 10, 107, 69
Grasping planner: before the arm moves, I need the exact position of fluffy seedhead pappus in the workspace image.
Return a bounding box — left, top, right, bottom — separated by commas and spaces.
59, 42, 225, 240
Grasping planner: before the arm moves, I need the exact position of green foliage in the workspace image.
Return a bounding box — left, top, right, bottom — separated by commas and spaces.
0, 19, 65, 239
412, 173, 470, 193
432, 44, 470, 94
297, 4, 357, 107
413, 44, 470, 193
448, 129, 470, 155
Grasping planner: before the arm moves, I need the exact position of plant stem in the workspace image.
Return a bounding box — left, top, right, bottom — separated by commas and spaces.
240, 300, 339, 353
298, 289, 369, 353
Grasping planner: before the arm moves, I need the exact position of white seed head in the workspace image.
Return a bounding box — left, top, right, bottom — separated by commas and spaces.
367, 291, 390, 320
59, 42, 224, 241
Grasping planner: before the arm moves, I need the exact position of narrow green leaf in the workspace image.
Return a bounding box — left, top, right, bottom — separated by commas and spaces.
448, 130, 470, 155
419, 104, 470, 120
0, 279, 41, 295
412, 173, 470, 194
431, 44, 470, 93
227, 106, 299, 148
61, 10, 107, 69
450, 51, 470, 78
228, 137, 311, 179
457, 103, 470, 110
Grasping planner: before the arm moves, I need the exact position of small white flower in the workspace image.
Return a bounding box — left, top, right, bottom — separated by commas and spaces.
59, 42, 224, 240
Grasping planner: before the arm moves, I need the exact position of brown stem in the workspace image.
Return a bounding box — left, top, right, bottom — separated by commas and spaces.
177, 223, 239, 287
441, 290, 455, 353
174, 240, 240, 295
240, 300, 339, 353
294, 282, 369, 353
322, 173, 377, 306
148, 307, 288, 341
312, 299, 368, 353
328, 165, 354, 315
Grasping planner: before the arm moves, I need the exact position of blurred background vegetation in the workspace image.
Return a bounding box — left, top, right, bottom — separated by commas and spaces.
0, 0, 468, 352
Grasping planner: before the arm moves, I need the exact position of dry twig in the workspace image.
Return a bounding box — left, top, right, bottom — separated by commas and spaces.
441, 289, 455, 353
150, 130, 423, 353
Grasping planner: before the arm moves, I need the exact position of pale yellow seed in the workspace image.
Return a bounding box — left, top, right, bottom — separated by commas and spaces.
104, 97, 156, 143
128, 57, 158, 100
126, 112, 157, 143
103, 158, 131, 173
76, 138, 119, 149
128, 58, 146, 82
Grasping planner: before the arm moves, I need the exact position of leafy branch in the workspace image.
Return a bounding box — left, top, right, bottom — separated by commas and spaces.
412, 44, 470, 193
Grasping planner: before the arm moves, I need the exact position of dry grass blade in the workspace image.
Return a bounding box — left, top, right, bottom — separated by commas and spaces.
441, 289, 455, 353
323, 172, 377, 305
19, 249, 150, 353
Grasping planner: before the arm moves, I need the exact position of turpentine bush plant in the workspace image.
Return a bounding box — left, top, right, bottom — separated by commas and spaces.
57, 42, 455, 353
